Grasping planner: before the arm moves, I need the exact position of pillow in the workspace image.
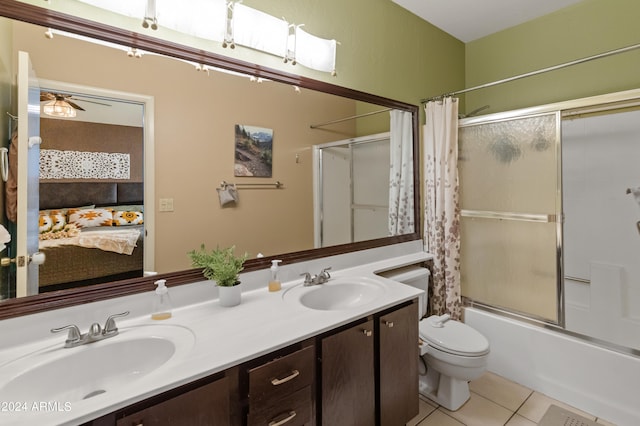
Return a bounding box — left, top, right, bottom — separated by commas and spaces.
50, 211, 67, 232
39, 214, 53, 234
68, 208, 114, 228
113, 211, 144, 226
38, 210, 67, 233
108, 204, 144, 213
40, 204, 95, 217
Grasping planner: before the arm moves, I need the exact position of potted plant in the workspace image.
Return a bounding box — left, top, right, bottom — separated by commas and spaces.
188, 244, 249, 307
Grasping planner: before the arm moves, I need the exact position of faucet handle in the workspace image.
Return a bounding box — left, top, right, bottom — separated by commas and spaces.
103, 311, 130, 336
300, 272, 312, 284
51, 324, 82, 346
88, 322, 102, 337
319, 267, 332, 282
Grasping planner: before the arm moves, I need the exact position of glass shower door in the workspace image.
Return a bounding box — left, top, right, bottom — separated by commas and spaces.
458, 112, 562, 323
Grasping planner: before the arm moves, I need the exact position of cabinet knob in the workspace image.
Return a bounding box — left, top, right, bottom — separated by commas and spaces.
362, 329, 372, 337
383, 320, 394, 328
269, 410, 297, 426
270, 369, 300, 386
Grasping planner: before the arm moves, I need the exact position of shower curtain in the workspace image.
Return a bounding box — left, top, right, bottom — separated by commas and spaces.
424, 98, 462, 319
389, 109, 414, 235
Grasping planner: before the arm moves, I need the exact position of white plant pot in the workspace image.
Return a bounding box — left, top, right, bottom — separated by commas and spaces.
218, 283, 242, 307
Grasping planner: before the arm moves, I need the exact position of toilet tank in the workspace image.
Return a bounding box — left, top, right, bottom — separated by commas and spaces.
378, 265, 430, 319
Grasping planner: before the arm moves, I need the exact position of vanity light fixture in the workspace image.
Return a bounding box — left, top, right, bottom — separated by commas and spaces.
77, 0, 337, 75
194, 64, 210, 75
142, 0, 158, 30
43, 99, 76, 118
126, 48, 143, 58
141, 17, 158, 30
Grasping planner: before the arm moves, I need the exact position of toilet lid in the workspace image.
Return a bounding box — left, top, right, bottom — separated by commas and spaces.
419, 316, 490, 357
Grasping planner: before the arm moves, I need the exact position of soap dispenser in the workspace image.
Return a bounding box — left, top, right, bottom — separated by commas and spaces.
151, 279, 173, 320
268, 260, 282, 292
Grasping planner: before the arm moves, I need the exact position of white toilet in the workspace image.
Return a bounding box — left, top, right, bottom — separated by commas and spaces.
381, 266, 490, 411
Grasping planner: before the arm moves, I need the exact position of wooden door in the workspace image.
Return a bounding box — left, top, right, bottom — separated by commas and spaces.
16, 51, 41, 297
116, 376, 230, 426
379, 302, 419, 426
321, 319, 375, 426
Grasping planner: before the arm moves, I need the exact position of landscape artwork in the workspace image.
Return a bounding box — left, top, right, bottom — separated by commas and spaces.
234, 124, 273, 177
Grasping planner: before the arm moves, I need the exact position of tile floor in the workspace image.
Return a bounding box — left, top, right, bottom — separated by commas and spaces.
406, 372, 617, 426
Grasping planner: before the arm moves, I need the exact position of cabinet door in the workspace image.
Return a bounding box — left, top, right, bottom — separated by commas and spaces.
116, 376, 230, 426
321, 319, 375, 426
379, 302, 419, 426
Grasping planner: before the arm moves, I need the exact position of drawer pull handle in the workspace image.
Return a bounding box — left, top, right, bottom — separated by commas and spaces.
383, 320, 394, 328
271, 369, 300, 386
362, 329, 372, 337
269, 410, 297, 426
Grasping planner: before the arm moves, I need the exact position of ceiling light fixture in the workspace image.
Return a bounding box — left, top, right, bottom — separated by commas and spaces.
43, 99, 77, 118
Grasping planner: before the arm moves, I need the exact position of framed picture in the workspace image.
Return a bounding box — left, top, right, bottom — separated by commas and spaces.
234, 124, 273, 177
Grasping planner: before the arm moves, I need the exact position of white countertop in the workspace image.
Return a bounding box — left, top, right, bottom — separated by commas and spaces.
0, 251, 430, 425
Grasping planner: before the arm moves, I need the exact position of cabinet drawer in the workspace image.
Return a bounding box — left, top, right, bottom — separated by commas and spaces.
248, 345, 314, 404
247, 386, 312, 426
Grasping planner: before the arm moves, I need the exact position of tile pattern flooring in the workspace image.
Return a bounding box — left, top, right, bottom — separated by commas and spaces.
406, 372, 616, 426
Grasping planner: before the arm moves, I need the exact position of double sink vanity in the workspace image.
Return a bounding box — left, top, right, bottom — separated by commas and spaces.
0, 248, 430, 426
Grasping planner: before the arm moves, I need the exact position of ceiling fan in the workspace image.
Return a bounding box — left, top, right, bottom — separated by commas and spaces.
40, 92, 111, 118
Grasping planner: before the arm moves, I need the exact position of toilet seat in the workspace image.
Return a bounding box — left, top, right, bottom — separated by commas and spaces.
419, 316, 489, 357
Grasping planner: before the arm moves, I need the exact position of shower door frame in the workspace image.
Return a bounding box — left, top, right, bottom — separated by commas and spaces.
458, 111, 564, 326
458, 87, 640, 357
312, 132, 391, 248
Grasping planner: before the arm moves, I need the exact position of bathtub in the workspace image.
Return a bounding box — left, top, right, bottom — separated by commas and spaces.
464, 307, 640, 426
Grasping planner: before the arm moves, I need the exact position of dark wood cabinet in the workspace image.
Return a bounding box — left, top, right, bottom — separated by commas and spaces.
319, 301, 418, 426
85, 300, 417, 426
115, 375, 232, 426
320, 318, 376, 426
379, 302, 419, 426
247, 344, 315, 426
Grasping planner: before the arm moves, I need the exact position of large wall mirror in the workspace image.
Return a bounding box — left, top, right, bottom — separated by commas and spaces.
0, 1, 420, 319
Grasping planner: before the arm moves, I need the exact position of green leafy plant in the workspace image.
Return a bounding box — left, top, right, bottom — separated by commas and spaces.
188, 245, 249, 287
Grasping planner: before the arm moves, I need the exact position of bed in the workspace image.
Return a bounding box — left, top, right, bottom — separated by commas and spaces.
38, 182, 144, 291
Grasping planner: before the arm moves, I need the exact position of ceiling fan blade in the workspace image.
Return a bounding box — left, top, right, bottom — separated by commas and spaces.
66, 101, 86, 111
70, 97, 112, 107
40, 92, 55, 101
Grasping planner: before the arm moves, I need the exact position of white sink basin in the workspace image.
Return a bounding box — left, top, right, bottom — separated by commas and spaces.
284, 276, 386, 310
0, 324, 195, 403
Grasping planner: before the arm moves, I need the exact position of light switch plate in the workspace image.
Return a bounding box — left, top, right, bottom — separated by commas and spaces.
159, 198, 174, 212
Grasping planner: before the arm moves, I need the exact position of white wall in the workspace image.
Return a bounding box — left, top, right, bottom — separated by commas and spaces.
562, 109, 640, 348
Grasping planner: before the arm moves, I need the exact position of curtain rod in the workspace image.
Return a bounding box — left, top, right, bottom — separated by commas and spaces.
421, 42, 640, 104
310, 108, 392, 129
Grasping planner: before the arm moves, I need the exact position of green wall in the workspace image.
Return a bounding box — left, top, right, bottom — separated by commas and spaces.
15, 0, 465, 109
465, 0, 640, 114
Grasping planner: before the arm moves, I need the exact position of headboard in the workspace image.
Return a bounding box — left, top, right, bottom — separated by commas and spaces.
39, 182, 144, 210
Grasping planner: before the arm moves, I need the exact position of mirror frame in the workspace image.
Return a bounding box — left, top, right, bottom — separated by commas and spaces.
0, 0, 421, 320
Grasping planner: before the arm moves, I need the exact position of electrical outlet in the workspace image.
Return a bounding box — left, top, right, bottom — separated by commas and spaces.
159, 198, 174, 212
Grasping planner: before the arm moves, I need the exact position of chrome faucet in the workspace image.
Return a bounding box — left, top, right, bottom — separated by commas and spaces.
51, 311, 129, 348
301, 267, 332, 286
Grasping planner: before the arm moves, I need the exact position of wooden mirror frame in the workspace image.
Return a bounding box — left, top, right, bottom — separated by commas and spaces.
0, 0, 421, 320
